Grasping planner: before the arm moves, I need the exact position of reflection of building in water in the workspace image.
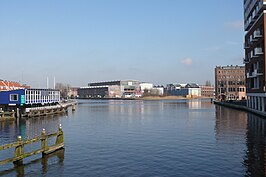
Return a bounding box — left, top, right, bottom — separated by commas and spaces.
25, 116, 61, 138
215, 105, 247, 143
186, 100, 213, 109
244, 114, 266, 177
15, 115, 62, 139
1, 116, 62, 150
0, 121, 19, 144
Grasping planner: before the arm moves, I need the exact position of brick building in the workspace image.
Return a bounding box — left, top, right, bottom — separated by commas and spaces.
200, 85, 215, 98
215, 65, 246, 100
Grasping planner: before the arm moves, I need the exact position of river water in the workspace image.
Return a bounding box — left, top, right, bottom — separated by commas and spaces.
0, 99, 265, 176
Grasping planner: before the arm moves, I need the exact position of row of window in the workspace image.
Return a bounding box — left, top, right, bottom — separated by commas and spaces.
218, 81, 245, 86
226, 88, 245, 92
217, 70, 244, 74
217, 75, 245, 79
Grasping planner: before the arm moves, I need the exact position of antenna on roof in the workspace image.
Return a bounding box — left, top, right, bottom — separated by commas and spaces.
54, 77, 55, 89
47, 77, 49, 89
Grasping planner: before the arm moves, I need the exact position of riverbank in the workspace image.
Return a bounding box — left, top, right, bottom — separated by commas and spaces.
78, 96, 213, 101
139, 96, 212, 100
214, 100, 266, 118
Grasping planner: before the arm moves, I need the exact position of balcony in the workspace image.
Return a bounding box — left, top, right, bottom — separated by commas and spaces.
244, 43, 250, 49
247, 72, 254, 78
254, 47, 264, 55
247, 69, 263, 78
254, 30, 262, 38
243, 58, 250, 64
251, 51, 258, 58
244, 1, 264, 31
254, 68, 263, 76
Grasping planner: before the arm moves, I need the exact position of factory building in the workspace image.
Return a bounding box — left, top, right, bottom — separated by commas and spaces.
78, 80, 142, 98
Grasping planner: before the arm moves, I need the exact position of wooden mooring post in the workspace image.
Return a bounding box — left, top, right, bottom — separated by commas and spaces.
72, 104, 76, 111
0, 110, 16, 121
0, 125, 64, 166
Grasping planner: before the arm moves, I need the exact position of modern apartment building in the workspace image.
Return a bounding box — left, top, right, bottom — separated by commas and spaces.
244, 0, 266, 111
215, 66, 246, 100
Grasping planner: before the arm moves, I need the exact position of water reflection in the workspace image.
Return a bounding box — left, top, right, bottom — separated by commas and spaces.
0, 114, 64, 142
0, 114, 66, 176
0, 149, 64, 177
3, 100, 266, 176
215, 105, 266, 176
244, 114, 266, 176
215, 105, 247, 143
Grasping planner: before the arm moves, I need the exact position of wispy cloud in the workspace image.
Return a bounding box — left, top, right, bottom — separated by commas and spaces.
225, 20, 243, 30
181, 57, 193, 65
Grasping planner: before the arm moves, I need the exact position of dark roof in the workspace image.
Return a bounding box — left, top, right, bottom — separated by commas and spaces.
185, 83, 199, 88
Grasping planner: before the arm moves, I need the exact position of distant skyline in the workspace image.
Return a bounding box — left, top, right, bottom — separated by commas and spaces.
0, 0, 244, 87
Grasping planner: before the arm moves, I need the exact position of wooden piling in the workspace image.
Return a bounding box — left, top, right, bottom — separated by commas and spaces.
0, 125, 64, 166
72, 104, 76, 111
41, 129, 48, 156
13, 136, 24, 166
56, 124, 64, 145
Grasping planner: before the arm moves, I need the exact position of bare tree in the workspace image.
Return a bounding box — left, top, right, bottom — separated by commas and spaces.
205, 80, 211, 86
55, 83, 71, 99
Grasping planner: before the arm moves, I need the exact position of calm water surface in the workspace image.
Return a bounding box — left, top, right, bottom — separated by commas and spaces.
0, 99, 265, 176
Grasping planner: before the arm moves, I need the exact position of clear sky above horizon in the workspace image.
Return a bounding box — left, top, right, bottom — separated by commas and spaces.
0, 0, 244, 87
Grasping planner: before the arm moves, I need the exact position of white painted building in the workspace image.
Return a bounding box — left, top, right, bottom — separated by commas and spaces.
139, 83, 153, 92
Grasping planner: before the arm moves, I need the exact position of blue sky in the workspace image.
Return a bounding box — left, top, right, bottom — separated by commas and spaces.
0, 0, 244, 87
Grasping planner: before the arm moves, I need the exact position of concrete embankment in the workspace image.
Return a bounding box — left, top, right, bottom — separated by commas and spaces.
214, 101, 266, 118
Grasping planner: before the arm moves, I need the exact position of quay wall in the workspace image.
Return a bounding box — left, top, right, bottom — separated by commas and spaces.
214, 101, 266, 118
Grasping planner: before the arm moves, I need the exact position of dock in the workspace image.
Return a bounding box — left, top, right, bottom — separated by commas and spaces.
214, 100, 266, 118
23, 100, 77, 118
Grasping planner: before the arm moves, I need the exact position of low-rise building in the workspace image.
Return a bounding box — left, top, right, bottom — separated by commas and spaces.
139, 83, 153, 92
0, 88, 60, 106
166, 83, 201, 97
78, 80, 142, 98
68, 87, 78, 98
200, 85, 215, 98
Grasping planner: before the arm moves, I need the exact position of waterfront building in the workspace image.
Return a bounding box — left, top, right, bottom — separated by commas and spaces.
78, 80, 142, 98
0, 88, 61, 113
200, 85, 215, 98
153, 86, 164, 96
166, 83, 201, 97
139, 83, 153, 92
244, 0, 266, 112
214, 65, 246, 100
68, 87, 78, 98
78, 85, 122, 98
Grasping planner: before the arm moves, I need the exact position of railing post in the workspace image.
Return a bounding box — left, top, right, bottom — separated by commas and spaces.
72, 104, 76, 111
16, 108, 20, 119
56, 124, 64, 145
12, 110, 15, 118
41, 129, 48, 156
13, 136, 24, 166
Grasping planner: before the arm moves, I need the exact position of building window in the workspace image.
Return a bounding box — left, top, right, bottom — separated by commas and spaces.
10, 94, 18, 101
